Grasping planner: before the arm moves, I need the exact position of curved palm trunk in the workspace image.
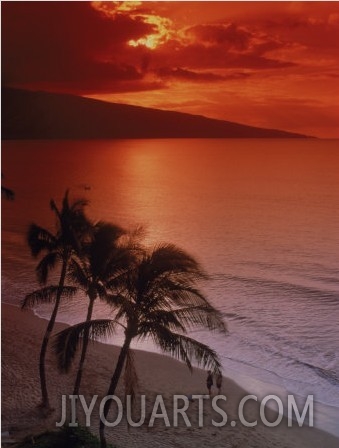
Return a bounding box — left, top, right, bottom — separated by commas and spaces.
39, 257, 68, 409
73, 296, 96, 395
99, 334, 133, 448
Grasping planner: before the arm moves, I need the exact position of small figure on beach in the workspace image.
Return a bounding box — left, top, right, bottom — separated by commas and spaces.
206, 370, 213, 397
216, 372, 223, 395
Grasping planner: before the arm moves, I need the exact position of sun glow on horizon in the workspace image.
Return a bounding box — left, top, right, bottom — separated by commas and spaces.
128, 14, 173, 49
92, 1, 173, 50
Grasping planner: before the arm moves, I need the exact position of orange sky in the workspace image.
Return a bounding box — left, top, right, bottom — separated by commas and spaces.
2, 1, 339, 137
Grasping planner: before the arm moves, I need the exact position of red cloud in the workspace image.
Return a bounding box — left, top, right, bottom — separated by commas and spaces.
186, 23, 251, 51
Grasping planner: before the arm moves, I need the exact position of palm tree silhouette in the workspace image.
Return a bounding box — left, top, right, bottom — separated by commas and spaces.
54, 243, 227, 447
22, 190, 89, 410
1, 173, 14, 200
68, 221, 135, 396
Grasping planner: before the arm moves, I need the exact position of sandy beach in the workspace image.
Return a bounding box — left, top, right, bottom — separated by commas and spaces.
2, 303, 338, 447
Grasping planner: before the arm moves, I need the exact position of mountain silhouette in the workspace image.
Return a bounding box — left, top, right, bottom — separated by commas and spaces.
2, 87, 309, 139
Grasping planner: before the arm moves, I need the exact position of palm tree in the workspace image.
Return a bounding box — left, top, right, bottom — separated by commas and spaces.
1, 173, 14, 200
68, 221, 135, 396
22, 190, 89, 410
54, 243, 227, 447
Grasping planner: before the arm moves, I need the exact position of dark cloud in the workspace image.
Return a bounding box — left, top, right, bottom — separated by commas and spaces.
1, 1, 153, 92
151, 41, 295, 71
186, 23, 251, 51
228, 54, 295, 70
263, 16, 339, 53
156, 67, 250, 82
0, 2, 331, 96
167, 22, 296, 70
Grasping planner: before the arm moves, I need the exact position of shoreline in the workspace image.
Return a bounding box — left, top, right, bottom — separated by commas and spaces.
2, 302, 339, 447
4, 300, 339, 438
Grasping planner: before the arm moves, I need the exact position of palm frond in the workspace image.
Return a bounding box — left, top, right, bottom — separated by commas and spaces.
64, 189, 88, 217
148, 244, 208, 279
36, 252, 60, 284
70, 197, 90, 212
103, 250, 133, 279
27, 224, 57, 257
62, 189, 70, 209
22, 285, 77, 309
93, 221, 125, 242
88, 222, 127, 276
53, 319, 116, 372
127, 225, 146, 242
149, 326, 222, 374
51, 190, 91, 251
92, 282, 105, 299
148, 279, 208, 308
106, 294, 135, 321
105, 269, 132, 292
50, 197, 62, 221
119, 225, 146, 253
134, 245, 208, 300
67, 257, 90, 290
103, 292, 125, 309
1, 185, 15, 200
143, 309, 186, 332
170, 305, 227, 333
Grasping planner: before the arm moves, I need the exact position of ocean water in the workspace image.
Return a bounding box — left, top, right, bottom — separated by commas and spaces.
2, 139, 339, 436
